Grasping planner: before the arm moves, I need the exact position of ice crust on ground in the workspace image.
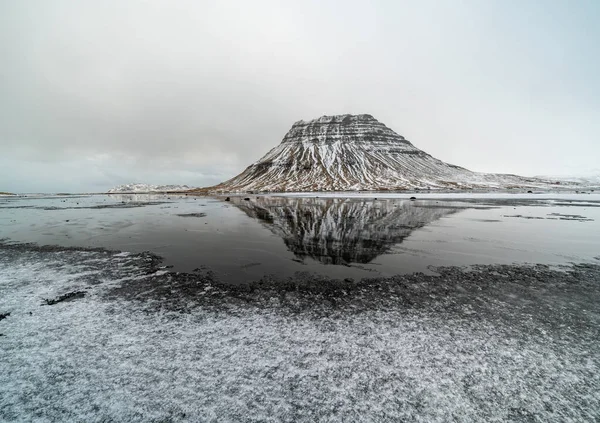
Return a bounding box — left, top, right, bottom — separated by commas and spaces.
1, 243, 600, 422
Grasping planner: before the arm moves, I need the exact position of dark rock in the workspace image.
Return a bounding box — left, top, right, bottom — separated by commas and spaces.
225, 197, 231, 201
410, 197, 417, 200
43, 291, 86, 306
244, 197, 250, 201
0, 312, 10, 321
177, 213, 207, 218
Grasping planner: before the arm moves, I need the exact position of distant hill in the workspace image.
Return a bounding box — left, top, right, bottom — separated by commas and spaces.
535, 174, 600, 187
107, 183, 193, 193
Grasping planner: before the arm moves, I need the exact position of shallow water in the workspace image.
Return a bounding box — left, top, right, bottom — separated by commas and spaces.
1, 193, 599, 284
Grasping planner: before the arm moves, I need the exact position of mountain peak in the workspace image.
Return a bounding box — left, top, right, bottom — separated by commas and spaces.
283, 114, 408, 147
293, 114, 378, 126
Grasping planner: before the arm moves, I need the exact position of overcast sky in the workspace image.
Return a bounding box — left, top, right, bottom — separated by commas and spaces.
1, 0, 599, 192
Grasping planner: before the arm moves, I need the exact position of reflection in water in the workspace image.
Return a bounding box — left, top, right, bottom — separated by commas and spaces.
231, 197, 458, 265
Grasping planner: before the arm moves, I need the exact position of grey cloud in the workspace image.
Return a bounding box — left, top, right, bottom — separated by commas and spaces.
1, 0, 598, 192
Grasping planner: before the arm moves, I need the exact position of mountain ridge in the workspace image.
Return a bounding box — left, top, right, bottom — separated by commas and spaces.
107, 183, 193, 193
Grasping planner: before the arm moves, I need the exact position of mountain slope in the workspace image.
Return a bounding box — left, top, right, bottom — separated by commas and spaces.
207, 114, 558, 192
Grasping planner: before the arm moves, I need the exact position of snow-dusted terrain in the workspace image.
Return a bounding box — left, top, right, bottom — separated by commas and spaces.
107, 183, 192, 193
535, 174, 600, 187
206, 114, 566, 192
2, 193, 600, 420
1, 242, 599, 422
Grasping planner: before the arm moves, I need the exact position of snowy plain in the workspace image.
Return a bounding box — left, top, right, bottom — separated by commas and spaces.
1, 243, 599, 422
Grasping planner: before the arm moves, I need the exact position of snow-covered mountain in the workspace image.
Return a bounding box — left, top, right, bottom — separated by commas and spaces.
205, 114, 565, 192
573, 175, 600, 186
107, 183, 192, 193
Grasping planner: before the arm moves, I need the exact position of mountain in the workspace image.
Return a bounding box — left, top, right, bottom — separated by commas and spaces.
107, 183, 193, 193
204, 114, 562, 192
230, 196, 458, 264
535, 173, 600, 187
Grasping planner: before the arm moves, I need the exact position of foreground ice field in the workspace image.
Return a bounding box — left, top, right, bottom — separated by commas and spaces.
1, 242, 599, 422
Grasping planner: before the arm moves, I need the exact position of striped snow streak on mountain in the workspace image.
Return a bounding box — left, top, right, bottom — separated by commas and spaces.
209, 114, 555, 192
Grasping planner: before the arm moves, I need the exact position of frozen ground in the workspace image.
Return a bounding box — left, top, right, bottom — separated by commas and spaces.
1, 193, 600, 421
1, 242, 600, 422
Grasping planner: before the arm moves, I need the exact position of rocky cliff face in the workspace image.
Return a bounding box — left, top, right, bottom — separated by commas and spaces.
208, 114, 554, 192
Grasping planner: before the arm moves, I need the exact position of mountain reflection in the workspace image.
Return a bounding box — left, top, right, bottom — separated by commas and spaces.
231, 197, 458, 265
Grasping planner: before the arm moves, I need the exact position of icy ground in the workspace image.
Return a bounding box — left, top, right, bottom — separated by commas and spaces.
1, 243, 600, 422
